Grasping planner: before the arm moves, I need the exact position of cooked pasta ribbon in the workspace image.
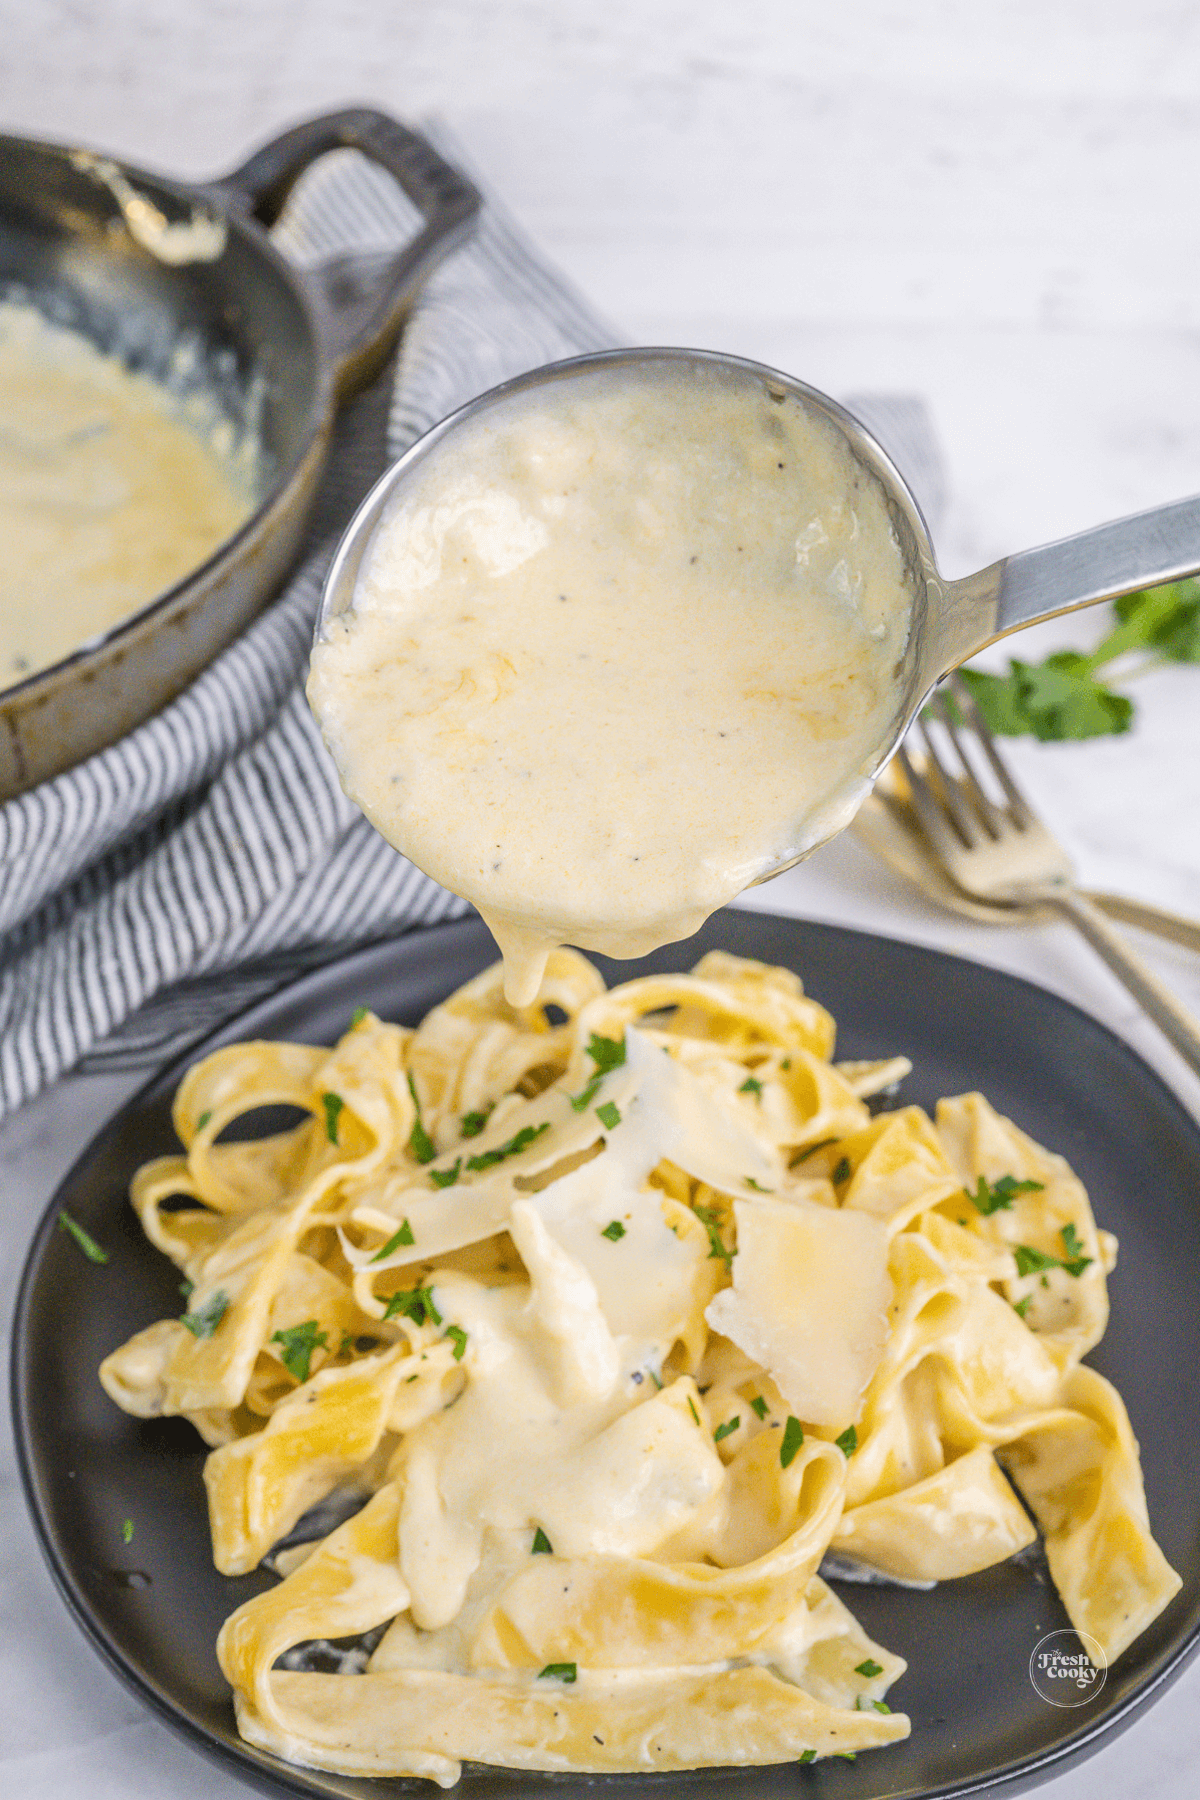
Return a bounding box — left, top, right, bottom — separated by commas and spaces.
99, 948, 1179, 1782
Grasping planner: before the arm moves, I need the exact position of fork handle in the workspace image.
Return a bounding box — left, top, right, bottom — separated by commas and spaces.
1044, 889, 1200, 1082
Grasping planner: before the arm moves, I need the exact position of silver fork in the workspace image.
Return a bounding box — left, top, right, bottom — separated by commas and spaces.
897, 672, 1200, 1082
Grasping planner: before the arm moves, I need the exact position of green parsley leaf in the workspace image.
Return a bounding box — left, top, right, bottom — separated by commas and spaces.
749, 1394, 769, 1420
799, 1749, 816, 1763
835, 1425, 858, 1457
321, 1092, 344, 1145
688, 1396, 701, 1426
350, 1005, 370, 1028
59, 1209, 109, 1264
460, 1105, 493, 1138
122, 1518, 134, 1544
1060, 1221, 1094, 1276
271, 1319, 328, 1383
338, 1331, 355, 1356
538, 1662, 577, 1683
855, 1658, 883, 1678
179, 1278, 193, 1297
371, 1220, 415, 1261
693, 1203, 732, 1267
739, 1075, 763, 1101
383, 1283, 443, 1328
601, 1220, 626, 1241
1112, 579, 1200, 663
1014, 1244, 1058, 1277
780, 1415, 804, 1468
569, 1073, 604, 1113
1013, 1296, 1033, 1320
406, 1073, 436, 1164
465, 1122, 550, 1171
587, 1033, 626, 1074
789, 1137, 837, 1168
595, 1100, 621, 1130
181, 1288, 229, 1338
744, 1176, 772, 1192
532, 1526, 553, 1554
196, 1110, 213, 1131
714, 1416, 740, 1443
832, 1156, 852, 1185
430, 1159, 462, 1189
960, 657, 1133, 742
781, 1058, 792, 1071
971, 1172, 1044, 1215
444, 1324, 468, 1361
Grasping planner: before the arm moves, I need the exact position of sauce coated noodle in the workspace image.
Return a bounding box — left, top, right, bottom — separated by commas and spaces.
100, 948, 1179, 1784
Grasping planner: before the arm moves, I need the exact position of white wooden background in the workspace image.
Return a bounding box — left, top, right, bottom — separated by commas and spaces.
2, 5, 1199, 1798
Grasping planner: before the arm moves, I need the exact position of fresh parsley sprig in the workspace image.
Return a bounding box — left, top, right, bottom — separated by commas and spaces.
971, 1173, 1044, 1216
181, 1288, 229, 1338
272, 1319, 328, 1383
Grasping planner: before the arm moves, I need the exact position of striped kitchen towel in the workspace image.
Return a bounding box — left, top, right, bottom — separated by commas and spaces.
0, 125, 944, 1115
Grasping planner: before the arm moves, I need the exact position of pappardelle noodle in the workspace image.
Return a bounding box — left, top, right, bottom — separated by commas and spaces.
100, 950, 1180, 1784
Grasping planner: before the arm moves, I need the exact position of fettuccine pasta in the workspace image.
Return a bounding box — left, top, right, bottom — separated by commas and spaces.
100, 949, 1180, 1785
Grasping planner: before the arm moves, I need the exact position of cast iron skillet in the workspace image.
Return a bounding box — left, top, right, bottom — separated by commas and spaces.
11, 912, 1200, 1799
0, 107, 480, 799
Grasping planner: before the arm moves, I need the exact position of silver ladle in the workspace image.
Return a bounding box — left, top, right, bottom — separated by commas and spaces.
316, 346, 1200, 881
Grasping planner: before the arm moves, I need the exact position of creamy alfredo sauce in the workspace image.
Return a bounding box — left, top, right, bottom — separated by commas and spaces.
0, 302, 257, 683
308, 362, 913, 1003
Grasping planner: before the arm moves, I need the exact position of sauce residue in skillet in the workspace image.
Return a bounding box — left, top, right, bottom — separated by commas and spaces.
0, 302, 259, 685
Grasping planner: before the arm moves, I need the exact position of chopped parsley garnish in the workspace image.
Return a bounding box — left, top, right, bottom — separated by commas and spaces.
1013, 1296, 1033, 1320
569, 1074, 603, 1113
687, 1396, 701, 1427
532, 1526, 553, 1554
799, 1749, 816, 1763
383, 1284, 442, 1328
595, 1100, 621, 1130
371, 1220, 415, 1261
744, 1177, 772, 1192
749, 1394, 769, 1420
430, 1160, 462, 1189
179, 1279, 193, 1297
538, 1663, 577, 1683
351, 1005, 370, 1028
338, 1331, 355, 1355
122, 1518, 134, 1545
781, 1058, 792, 1071
587, 1033, 626, 1074
59, 1210, 109, 1264
271, 1319, 328, 1383
181, 1288, 229, 1338
780, 1415, 804, 1468
873, 1700, 892, 1714
790, 1137, 837, 1168
714, 1416, 740, 1444
971, 1172, 1044, 1215
855, 1659, 883, 1678
321, 1092, 344, 1145
1015, 1227, 1092, 1281
406, 1073, 436, 1164
465, 1121, 550, 1170
693, 1203, 732, 1267
196, 1110, 213, 1131
739, 1075, 763, 1101
832, 1156, 852, 1185
444, 1324, 469, 1361
460, 1105, 493, 1138
835, 1425, 858, 1457
601, 1220, 626, 1241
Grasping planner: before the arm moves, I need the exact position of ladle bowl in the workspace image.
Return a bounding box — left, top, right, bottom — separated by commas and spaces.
315, 346, 1200, 880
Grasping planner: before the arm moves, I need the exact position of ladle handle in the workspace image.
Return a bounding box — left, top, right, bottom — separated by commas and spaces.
939, 492, 1200, 671
215, 108, 481, 399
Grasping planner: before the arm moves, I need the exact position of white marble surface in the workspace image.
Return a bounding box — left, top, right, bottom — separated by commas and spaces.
2, 2, 1200, 1795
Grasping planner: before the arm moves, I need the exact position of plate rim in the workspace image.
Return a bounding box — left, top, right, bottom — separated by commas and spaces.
12, 911, 1200, 1800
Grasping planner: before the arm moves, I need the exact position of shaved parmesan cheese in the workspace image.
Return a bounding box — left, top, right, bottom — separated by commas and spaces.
706, 1198, 890, 1430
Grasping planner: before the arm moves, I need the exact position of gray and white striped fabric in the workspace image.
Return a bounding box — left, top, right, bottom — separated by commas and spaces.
0, 125, 943, 1117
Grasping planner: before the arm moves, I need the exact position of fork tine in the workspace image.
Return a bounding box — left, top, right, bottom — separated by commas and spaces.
928, 689, 1006, 837
898, 736, 977, 853
914, 715, 986, 847
947, 672, 1036, 823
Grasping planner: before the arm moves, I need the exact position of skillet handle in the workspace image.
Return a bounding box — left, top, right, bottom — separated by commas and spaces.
215, 107, 481, 398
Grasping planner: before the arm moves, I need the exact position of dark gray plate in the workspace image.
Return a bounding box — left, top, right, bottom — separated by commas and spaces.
12, 912, 1200, 1799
